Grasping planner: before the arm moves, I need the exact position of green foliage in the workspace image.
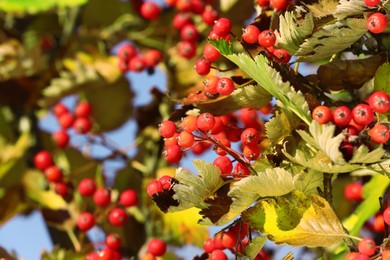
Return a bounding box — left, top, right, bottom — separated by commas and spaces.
374, 62, 390, 93
334, 0, 374, 20
0, 0, 87, 14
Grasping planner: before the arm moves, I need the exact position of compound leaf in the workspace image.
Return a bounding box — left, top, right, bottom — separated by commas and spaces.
334, 0, 374, 20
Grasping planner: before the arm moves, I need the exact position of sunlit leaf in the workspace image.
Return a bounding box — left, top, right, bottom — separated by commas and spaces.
245, 236, 267, 258
22, 170, 67, 210
334, 0, 375, 20
41, 245, 85, 260
343, 174, 390, 235
243, 191, 348, 247
349, 145, 385, 164
293, 169, 324, 195
208, 39, 234, 56
163, 207, 209, 247
265, 110, 299, 144
306, 0, 338, 18
170, 160, 225, 212
374, 62, 390, 94
296, 18, 367, 62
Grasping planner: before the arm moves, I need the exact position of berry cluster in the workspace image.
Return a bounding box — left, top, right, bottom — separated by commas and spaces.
312, 91, 390, 161
117, 43, 163, 73
363, 0, 389, 34
158, 107, 271, 176
256, 0, 291, 11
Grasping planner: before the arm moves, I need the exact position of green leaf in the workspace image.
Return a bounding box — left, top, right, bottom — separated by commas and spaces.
296, 18, 367, 62
208, 39, 234, 55
265, 109, 300, 144
349, 145, 385, 164
306, 0, 338, 18
245, 236, 268, 258
0, 186, 27, 225
293, 169, 324, 195
343, 174, 390, 235
41, 246, 85, 260
276, 9, 315, 54
22, 170, 67, 210
374, 62, 390, 93
334, 0, 374, 20
225, 53, 311, 125
0, 0, 88, 14
243, 191, 347, 247
170, 160, 225, 212
296, 121, 346, 165
195, 84, 272, 116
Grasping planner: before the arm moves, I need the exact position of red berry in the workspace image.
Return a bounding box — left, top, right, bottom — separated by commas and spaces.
368, 91, 390, 113
344, 182, 363, 201
352, 104, 374, 126
58, 112, 74, 129
241, 127, 259, 146
333, 106, 352, 127
147, 238, 167, 256
220, 231, 237, 249
258, 30, 276, 48
173, 12, 192, 30
117, 44, 137, 60
93, 188, 111, 207
140, 2, 161, 20
178, 131, 195, 148
106, 233, 122, 250
242, 25, 260, 44
144, 49, 163, 67
197, 112, 216, 131
78, 178, 97, 196
369, 124, 390, 144
53, 103, 68, 118
270, 0, 289, 11
358, 237, 376, 256
177, 41, 196, 59
312, 105, 333, 124
382, 250, 390, 260
345, 252, 369, 260
217, 77, 235, 96
204, 75, 219, 95
234, 163, 250, 176
73, 117, 92, 134
373, 214, 385, 233
159, 175, 173, 190
119, 189, 138, 207
34, 150, 54, 171
364, 0, 380, 6
213, 156, 232, 175
176, 0, 192, 12
147, 180, 164, 197
383, 207, 390, 226
204, 238, 215, 253
108, 208, 127, 226
209, 249, 228, 260
75, 101, 92, 118
128, 56, 146, 72
44, 165, 63, 182
257, 0, 270, 7
54, 182, 69, 197
203, 43, 221, 62
202, 6, 218, 26
243, 145, 261, 160
159, 120, 177, 138
77, 212, 95, 231
180, 24, 199, 42
190, 0, 205, 14
213, 18, 232, 37
272, 49, 291, 63
52, 130, 69, 148
98, 248, 121, 260
163, 144, 182, 163
195, 59, 211, 75
368, 13, 388, 34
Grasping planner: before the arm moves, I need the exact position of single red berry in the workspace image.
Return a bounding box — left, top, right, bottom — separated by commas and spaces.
272, 49, 291, 63
75, 101, 92, 118
333, 106, 352, 127
44, 165, 63, 182
77, 212, 95, 231
243, 145, 261, 160
119, 189, 138, 207
176, 0, 192, 12
78, 178, 97, 196
345, 252, 368, 260
382, 250, 390, 260
257, 0, 270, 7
98, 248, 121, 260
73, 117, 92, 134
86, 252, 99, 260
364, 0, 380, 6
178, 131, 195, 148
312, 105, 333, 124
140, 2, 161, 20
213, 18, 232, 37
217, 77, 235, 96
367, 13, 388, 34
241, 127, 259, 146
258, 30, 276, 48
242, 25, 260, 44
181, 115, 198, 133
147, 238, 167, 256
344, 182, 363, 201
383, 207, 390, 226
180, 24, 199, 42
204, 75, 219, 96
54, 182, 69, 197
147, 180, 164, 197
34, 150, 54, 171
144, 49, 163, 67
173, 12, 193, 30
195, 59, 211, 75
369, 124, 390, 144
270, 0, 290, 11
202, 6, 218, 26
204, 238, 216, 253
210, 116, 224, 135
203, 43, 221, 62
209, 249, 228, 260
52, 130, 69, 148
128, 56, 146, 72
106, 233, 122, 250
213, 156, 232, 175
373, 214, 385, 233
358, 237, 376, 256
234, 163, 250, 176
352, 104, 374, 126
117, 44, 137, 61
240, 108, 263, 130
368, 91, 390, 113
58, 112, 74, 129
197, 112, 216, 131
220, 231, 238, 249
53, 103, 68, 118
177, 41, 197, 59
93, 188, 111, 207
159, 120, 177, 138
108, 208, 128, 226
163, 144, 182, 163
190, 0, 205, 14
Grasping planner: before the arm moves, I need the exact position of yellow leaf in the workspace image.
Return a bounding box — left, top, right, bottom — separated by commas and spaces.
163, 207, 208, 247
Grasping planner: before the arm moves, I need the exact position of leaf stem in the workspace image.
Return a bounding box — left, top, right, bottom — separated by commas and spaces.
66, 228, 81, 252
